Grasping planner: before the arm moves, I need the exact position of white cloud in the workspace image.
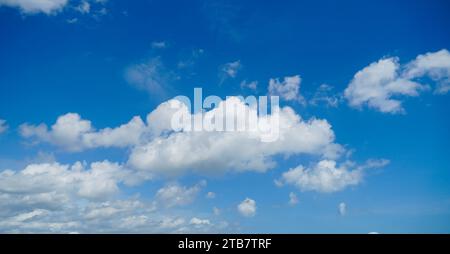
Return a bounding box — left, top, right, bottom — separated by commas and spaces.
404, 49, 450, 94
240, 80, 258, 90
222, 60, 241, 78
20, 113, 146, 152
190, 217, 211, 226
206, 192, 216, 199
159, 217, 185, 229
0, 0, 68, 14
0, 160, 226, 233
0, 194, 193, 233
155, 182, 204, 208
144, 99, 187, 137
19, 95, 344, 178
0, 160, 163, 232
19, 100, 194, 152
0, 119, 7, 134
288, 192, 298, 206
66, 17, 78, 23
268, 75, 303, 102
20, 96, 345, 179
344, 57, 426, 114
220, 60, 241, 84
75, 0, 90, 14
359, 159, 390, 170
128, 97, 343, 177
0, 160, 135, 201
280, 160, 361, 193
338, 202, 346, 216
344, 49, 450, 113
151, 41, 167, 49
9, 209, 48, 223
278, 159, 388, 193
83, 199, 150, 221
237, 198, 256, 217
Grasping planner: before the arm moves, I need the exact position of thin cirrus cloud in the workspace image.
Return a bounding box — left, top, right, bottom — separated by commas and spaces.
125, 57, 176, 96
151, 41, 167, 49
344, 49, 450, 114
126, 48, 205, 96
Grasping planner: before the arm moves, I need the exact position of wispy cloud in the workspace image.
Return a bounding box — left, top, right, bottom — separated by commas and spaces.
75, 0, 90, 14
240, 80, 258, 91
309, 84, 341, 108
219, 60, 241, 84
125, 57, 176, 97
151, 41, 167, 49
0, 119, 8, 134
339, 202, 347, 216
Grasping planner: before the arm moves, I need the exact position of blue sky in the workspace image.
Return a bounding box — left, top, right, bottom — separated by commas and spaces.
0, 0, 449, 233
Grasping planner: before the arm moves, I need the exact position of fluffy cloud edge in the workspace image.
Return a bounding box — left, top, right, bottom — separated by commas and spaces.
344, 49, 449, 113
277, 159, 389, 193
